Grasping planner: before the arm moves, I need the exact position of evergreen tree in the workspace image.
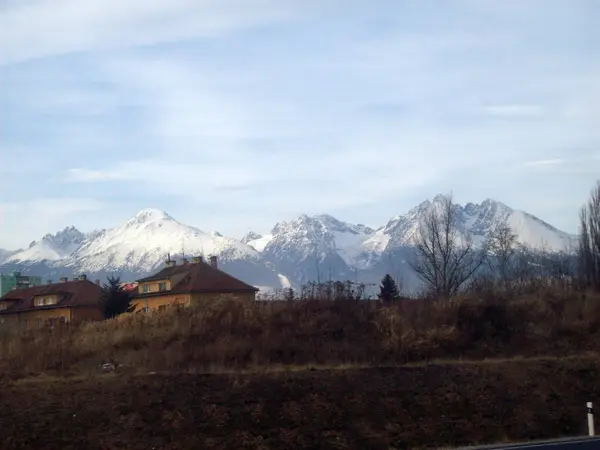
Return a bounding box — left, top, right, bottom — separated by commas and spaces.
378, 274, 400, 302
101, 276, 135, 319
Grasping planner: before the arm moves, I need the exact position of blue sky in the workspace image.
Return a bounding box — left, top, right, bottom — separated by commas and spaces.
0, 0, 598, 249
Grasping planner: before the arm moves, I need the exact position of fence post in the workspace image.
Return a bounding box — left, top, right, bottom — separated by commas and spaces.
587, 402, 595, 436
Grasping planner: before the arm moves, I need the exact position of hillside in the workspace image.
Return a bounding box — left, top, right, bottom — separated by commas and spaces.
1, 289, 600, 448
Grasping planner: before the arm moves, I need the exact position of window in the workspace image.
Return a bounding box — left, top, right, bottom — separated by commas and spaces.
142, 284, 150, 293
34, 296, 54, 306
0, 303, 6, 311
158, 305, 167, 311
36, 318, 42, 329
142, 307, 150, 313
158, 282, 167, 292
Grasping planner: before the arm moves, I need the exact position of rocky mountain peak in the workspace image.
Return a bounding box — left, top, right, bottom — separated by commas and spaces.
242, 231, 263, 244
129, 209, 173, 225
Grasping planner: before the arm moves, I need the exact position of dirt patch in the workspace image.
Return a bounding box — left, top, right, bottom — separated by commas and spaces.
1, 357, 599, 450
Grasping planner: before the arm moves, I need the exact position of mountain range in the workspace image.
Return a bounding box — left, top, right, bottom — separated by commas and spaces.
0, 196, 578, 295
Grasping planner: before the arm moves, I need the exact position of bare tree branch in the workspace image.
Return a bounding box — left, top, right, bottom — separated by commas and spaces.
409, 193, 488, 298
578, 180, 600, 290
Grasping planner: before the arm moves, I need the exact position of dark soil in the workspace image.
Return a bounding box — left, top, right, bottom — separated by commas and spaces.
1, 357, 599, 450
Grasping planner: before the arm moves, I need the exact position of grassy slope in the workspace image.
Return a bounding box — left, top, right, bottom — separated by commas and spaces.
2, 357, 599, 450
2, 292, 600, 378
2, 293, 600, 449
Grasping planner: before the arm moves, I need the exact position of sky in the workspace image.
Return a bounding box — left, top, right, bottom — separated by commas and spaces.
0, 0, 599, 249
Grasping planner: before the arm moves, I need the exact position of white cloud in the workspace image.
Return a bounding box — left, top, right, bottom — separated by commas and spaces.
0, 198, 105, 248
64, 168, 128, 182
523, 159, 565, 167
0, 0, 331, 65
0, 0, 598, 245
483, 104, 545, 117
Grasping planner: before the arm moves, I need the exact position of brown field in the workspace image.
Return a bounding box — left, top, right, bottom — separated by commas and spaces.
1, 357, 599, 450
1, 292, 600, 449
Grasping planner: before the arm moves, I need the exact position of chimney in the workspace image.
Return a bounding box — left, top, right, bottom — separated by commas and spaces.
60, 277, 68, 283
79, 274, 87, 281
192, 256, 202, 263
210, 255, 217, 269
95, 279, 100, 285
165, 259, 176, 268
182, 258, 188, 265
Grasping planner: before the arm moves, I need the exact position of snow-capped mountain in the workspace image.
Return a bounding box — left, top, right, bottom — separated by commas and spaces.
0, 196, 579, 295
1, 209, 284, 289
247, 214, 375, 284
7, 226, 87, 263
64, 209, 260, 274
243, 197, 578, 290
359, 196, 578, 263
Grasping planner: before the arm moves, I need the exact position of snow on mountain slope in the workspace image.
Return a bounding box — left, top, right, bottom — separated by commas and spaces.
242, 232, 273, 252
458, 198, 576, 251
364, 196, 577, 259
64, 209, 261, 273
277, 273, 292, 288
256, 214, 375, 284
264, 214, 374, 265
0, 248, 18, 264
7, 226, 86, 263
0, 196, 579, 294
505, 210, 577, 251
257, 196, 578, 278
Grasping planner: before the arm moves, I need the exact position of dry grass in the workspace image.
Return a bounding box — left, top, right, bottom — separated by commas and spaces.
2, 290, 600, 449
1, 289, 600, 378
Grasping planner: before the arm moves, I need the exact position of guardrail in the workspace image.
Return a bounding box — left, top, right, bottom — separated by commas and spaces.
459, 402, 598, 449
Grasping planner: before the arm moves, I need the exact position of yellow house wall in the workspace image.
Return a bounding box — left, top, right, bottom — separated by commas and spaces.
0, 307, 104, 330
17, 307, 72, 330
132, 293, 190, 312
137, 279, 172, 295
189, 291, 256, 304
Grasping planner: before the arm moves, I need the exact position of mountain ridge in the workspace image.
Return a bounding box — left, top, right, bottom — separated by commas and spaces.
0, 197, 579, 293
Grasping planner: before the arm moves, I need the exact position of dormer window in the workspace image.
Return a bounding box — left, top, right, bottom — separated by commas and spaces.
34, 296, 55, 306
158, 282, 167, 292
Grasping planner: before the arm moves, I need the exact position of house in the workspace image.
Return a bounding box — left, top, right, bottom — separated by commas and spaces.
132, 255, 259, 312
0, 275, 104, 329
0, 271, 42, 296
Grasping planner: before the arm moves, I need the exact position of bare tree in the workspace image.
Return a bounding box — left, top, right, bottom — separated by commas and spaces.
578, 180, 600, 290
409, 193, 488, 298
487, 223, 518, 288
